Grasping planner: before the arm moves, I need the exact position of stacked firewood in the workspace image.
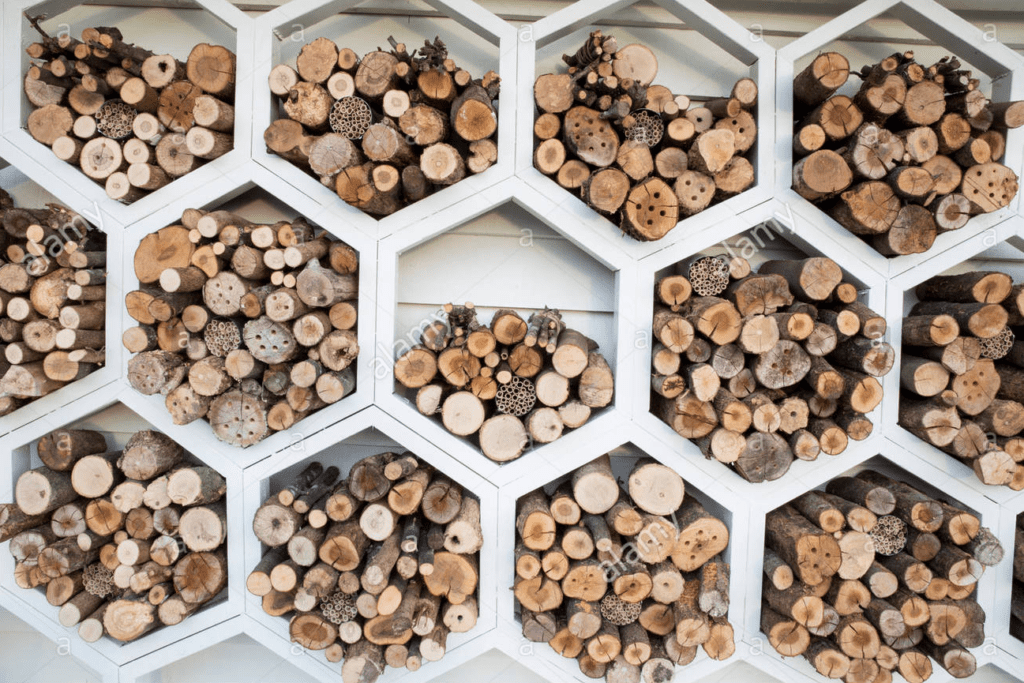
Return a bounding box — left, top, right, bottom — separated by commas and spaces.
515, 455, 734, 682
899, 271, 1024, 490
533, 30, 758, 241
1013, 515, 1023, 643
652, 253, 893, 482
762, 469, 1004, 681
265, 35, 499, 216
0, 188, 105, 415
791, 50, 1022, 256
392, 303, 614, 462
23, 18, 236, 203
124, 209, 359, 447
249, 453, 480, 682
2, 428, 228, 643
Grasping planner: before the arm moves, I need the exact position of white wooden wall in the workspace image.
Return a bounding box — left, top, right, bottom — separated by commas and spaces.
3, 1, 1024, 681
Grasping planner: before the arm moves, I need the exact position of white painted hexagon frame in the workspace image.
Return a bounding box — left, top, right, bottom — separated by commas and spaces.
240, 405, 499, 683
1, 0, 254, 227
0, 0, 1022, 680
0, 385, 245, 668
633, 199, 890, 497
887, 212, 1024, 508
0, 142, 124, 439
776, 0, 1024, 280
516, 0, 776, 262
251, 0, 517, 240
374, 175, 638, 486
495, 422, 751, 683
117, 161, 376, 470
745, 445, 1006, 683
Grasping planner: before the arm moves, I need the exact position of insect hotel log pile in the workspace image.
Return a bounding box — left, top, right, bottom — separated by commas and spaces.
2, 427, 229, 643
899, 270, 1024, 490
249, 453, 481, 681
791, 50, 1022, 256
265, 36, 499, 216
652, 253, 893, 482
0, 188, 106, 414
125, 209, 359, 447
762, 469, 1004, 681
23, 19, 236, 203
392, 303, 614, 463
514, 455, 734, 682
533, 30, 758, 241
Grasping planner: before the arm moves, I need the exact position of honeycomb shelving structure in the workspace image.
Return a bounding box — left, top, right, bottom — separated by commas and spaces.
2, 0, 254, 227
887, 214, 1024, 506
0, 0, 1022, 681
516, 0, 776, 261
118, 163, 376, 468
0, 145, 122, 439
776, 0, 1024, 278
495, 430, 750, 683
251, 0, 517, 239
634, 199, 889, 495
374, 176, 637, 487
241, 406, 498, 683
0, 392, 244, 674
745, 448, 1007, 683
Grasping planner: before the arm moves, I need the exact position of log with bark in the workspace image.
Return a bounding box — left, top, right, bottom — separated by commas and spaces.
791, 50, 1021, 257
394, 304, 613, 462
2, 426, 226, 643
652, 254, 893, 482
125, 209, 359, 447
23, 22, 235, 203
901, 270, 1024, 490
535, 30, 758, 241
516, 455, 734, 682
763, 468, 1002, 681
250, 451, 481, 681
266, 35, 499, 217
0, 193, 105, 413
